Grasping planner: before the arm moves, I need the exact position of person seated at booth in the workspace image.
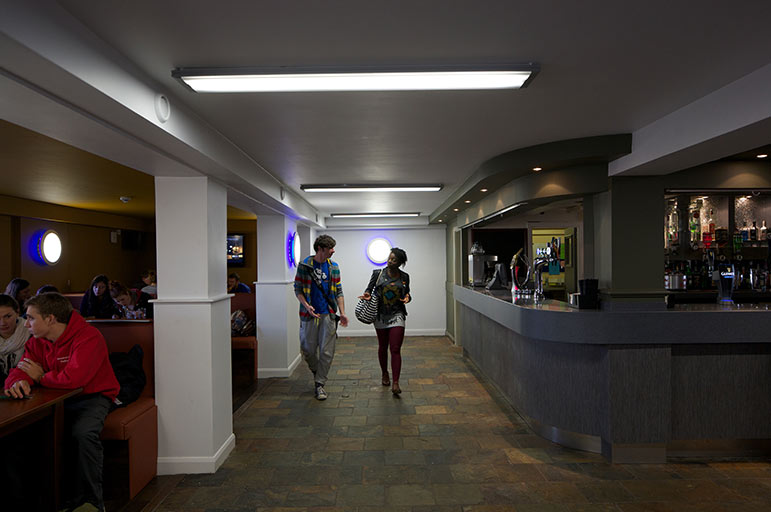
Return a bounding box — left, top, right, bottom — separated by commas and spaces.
109, 281, 153, 319
139, 269, 157, 298
4, 277, 32, 306
0, 294, 29, 383
36, 284, 59, 294
80, 274, 118, 319
227, 272, 251, 293
4, 292, 120, 512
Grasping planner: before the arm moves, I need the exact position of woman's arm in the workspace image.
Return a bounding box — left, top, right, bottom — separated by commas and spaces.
364, 269, 379, 294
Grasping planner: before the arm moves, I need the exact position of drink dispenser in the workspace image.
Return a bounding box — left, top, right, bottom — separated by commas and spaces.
717, 263, 735, 302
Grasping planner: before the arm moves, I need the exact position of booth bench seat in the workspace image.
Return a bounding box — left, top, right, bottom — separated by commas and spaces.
230, 293, 258, 381
91, 320, 157, 499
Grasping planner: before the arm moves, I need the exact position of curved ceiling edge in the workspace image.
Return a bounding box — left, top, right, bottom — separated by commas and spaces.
430, 134, 631, 222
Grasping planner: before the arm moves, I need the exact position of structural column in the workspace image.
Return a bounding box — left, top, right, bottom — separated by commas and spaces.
255, 215, 303, 377
153, 176, 234, 474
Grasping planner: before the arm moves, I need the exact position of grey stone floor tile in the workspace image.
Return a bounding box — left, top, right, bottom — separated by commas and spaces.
148, 336, 770, 512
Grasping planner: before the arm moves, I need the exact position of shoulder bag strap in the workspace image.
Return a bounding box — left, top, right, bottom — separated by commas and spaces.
309, 264, 338, 315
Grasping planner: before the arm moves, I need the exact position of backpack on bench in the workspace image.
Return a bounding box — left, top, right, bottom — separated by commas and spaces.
109, 344, 146, 409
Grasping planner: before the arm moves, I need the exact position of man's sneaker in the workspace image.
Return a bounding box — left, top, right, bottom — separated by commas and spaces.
315, 383, 327, 400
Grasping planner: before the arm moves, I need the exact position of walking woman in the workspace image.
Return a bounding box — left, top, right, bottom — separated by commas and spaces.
359, 247, 411, 395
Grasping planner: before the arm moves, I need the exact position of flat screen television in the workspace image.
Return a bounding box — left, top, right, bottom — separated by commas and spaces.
227, 234, 245, 267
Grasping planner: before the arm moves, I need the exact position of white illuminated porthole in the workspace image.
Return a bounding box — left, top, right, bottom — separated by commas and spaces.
292, 234, 301, 267
287, 231, 301, 268
40, 230, 62, 265
366, 237, 392, 265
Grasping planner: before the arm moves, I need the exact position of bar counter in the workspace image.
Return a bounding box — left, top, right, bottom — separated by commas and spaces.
454, 285, 771, 463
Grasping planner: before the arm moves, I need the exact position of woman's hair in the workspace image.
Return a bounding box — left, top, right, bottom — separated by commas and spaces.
4, 278, 30, 302
141, 269, 156, 281
390, 247, 408, 266
109, 281, 132, 301
37, 284, 59, 295
24, 292, 73, 324
89, 274, 110, 296
0, 293, 20, 314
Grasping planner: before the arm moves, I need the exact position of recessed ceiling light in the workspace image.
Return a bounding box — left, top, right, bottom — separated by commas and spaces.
438, 219, 443, 223
758, 154, 768, 159
329, 212, 420, 218
464, 200, 471, 204
532, 167, 542, 172
453, 208, 459, 212
172, 64, 539, 92
301, 184, 442, 192
480, 188, 488, 192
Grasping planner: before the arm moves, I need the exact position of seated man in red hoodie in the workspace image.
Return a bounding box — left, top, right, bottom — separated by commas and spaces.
4, 292, 119, 512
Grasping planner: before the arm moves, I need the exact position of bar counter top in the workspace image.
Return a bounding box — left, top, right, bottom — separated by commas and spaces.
454, 284, 771, 344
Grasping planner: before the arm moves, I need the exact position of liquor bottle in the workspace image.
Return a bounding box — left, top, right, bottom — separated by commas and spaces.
690, 210, 701, 243
702, 209, 714, 247
761, 220, 768, 243
741, 221, 749, 242
750, 221, 758, 242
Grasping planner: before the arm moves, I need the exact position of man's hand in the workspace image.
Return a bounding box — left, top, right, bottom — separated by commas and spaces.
400, 293, 411, 304
339, 313, 349, 327
5, 380, 32, 399
18, 358, 45, 383
304, 304, 320, 319
357, 292, 372, 300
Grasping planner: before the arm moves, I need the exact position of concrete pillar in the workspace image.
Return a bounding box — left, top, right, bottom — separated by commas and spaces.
255, 215, 302, 377
152, 176, 234, 474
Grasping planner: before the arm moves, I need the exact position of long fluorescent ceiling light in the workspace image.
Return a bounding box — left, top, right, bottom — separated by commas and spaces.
302, 184, 442, 192
330, 213, 420, 218
172, 64, 538, 92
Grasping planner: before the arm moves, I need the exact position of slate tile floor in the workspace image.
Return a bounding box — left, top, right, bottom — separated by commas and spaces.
130, 336, 771, 511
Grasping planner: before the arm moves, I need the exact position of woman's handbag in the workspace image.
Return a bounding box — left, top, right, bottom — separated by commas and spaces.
355, 269, 384, 324
355, 290, 379, 324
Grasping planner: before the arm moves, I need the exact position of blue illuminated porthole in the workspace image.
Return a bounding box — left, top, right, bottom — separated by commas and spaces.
31, 229, 62, 265
287, 231, 301, 268
366, 237, 392, 266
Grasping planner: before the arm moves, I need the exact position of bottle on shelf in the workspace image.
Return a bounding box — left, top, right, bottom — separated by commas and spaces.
750, 221, 758, 242
761, 220, 768, 243
689, 205, 701, 244
671, 208, 680, 245
740, 221, 750, 242
702, 209, 715, 248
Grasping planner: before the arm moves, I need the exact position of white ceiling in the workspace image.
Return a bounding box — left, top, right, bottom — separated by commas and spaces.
2, 1, 771, 223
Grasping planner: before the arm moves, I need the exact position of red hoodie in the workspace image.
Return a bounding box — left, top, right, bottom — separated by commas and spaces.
4, 311, 120, 400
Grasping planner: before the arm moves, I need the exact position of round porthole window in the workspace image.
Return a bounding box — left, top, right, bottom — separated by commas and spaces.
366, 237, 392, 265
287, 231, 301, 268
39, 230, 62, 265
292, 233, 301, 268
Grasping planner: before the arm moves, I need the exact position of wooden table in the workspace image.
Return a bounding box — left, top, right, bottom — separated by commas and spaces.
0, 387, 82, 510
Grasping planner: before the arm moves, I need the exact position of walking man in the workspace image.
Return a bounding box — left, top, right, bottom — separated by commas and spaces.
294, 234, 348, 400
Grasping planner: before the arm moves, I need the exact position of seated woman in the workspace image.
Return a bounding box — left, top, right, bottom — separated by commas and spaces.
140, 269, 157, 298
109, 281, 153, 319
0, 294, 30, 383
80, 274, 118, 319
3, 278, 32, 306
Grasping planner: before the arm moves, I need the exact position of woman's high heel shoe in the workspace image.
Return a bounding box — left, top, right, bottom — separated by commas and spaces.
382, 373, 390, 386
392, 382, 401, 395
